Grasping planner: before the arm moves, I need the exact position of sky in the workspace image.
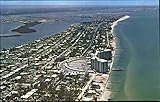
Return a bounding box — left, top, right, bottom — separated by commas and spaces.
1, 0, 159, 6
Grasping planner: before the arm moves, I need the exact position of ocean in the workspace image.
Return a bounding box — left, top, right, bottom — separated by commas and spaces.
110, 10, 160, 100
0, 7, 159, 100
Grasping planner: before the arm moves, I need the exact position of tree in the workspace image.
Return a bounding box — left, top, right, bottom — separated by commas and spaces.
55, 56, 66, 62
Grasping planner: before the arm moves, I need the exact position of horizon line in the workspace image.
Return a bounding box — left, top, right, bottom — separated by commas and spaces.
1, 1, 159, 6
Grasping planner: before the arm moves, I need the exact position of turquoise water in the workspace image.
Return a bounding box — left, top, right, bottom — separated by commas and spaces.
110, 10, 160, 100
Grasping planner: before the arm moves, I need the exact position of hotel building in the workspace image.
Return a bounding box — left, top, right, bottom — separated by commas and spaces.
91, 49, 112, 73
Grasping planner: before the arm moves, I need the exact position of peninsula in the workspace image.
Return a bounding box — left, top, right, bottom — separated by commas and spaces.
0, 14, 130, 101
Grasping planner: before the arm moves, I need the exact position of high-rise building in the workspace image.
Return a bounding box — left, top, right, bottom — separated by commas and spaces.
97, 49, 112, 60
91, 49, 112, 73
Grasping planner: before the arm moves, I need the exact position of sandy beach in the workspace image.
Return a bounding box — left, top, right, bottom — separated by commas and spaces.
100, 15, 130, 101
111, 15, 130, 34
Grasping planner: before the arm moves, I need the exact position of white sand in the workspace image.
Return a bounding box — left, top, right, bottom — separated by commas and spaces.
78, 15, 131, 101
100, 15, 130, 101
111, 15, 130, 34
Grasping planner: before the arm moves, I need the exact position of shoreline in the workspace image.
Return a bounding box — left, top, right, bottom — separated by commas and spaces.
111, 15, 130, 34
101, 15, 130, 101
1, 15, 130, 101
0, 34, 21, 38
11, 21, 41, 33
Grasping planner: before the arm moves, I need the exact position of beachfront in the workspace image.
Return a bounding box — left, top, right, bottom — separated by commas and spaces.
0, 14, 129, 101
100, 15, 130, 101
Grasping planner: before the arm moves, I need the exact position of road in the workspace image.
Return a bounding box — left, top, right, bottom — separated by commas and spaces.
76, 74, 96, 101
82, 22, 105, 56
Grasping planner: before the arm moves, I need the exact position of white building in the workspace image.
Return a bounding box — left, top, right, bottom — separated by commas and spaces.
91, 49, 112, 73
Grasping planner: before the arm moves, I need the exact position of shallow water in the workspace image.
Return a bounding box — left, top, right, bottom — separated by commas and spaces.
110, 10, 160, 100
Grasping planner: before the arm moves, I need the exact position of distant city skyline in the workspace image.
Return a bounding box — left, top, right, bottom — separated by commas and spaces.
1, 0, 159, 6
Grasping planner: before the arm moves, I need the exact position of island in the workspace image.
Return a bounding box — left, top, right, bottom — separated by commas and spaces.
0, 14, 130, 101
11, 21, 41, 33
